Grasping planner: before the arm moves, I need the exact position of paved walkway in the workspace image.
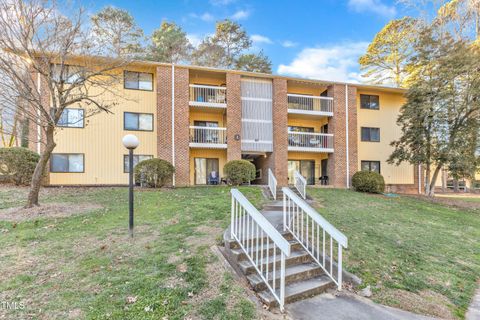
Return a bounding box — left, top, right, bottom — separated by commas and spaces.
467, 284, 480, 320
287, 292, 435, 320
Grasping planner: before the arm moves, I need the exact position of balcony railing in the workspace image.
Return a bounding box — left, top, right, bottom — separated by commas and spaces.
189, 126, 227, 148
287, 94, 333, 116
288, 131, 334, 152
189, 84, 227, 108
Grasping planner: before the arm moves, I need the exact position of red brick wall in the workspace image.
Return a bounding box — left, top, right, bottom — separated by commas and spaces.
156, 66, 190, 186
272, 79, 288, 186
327, 84, 358, 188
173, 67, 190, 186
226, 73, 242, 161
156, 66, 173, 163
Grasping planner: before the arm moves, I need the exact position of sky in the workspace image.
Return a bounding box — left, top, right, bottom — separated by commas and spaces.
83, 0, 410, 83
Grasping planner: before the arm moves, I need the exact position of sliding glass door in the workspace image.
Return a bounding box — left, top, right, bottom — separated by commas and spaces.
288, 160, 315, 185
194, 158, 219, 185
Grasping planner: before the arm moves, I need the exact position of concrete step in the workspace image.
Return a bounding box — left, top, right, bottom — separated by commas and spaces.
258, 274, 334, 307
238, 250, 311, 275
224, 231, 294, 250
247, 262, 324, 291
229, 239, 303, 262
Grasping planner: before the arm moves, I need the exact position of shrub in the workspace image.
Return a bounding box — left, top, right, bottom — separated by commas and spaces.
223, 160, 256, 186
134, 158, 175, 188
352, 171, 385, 194
0, 147, 40, 185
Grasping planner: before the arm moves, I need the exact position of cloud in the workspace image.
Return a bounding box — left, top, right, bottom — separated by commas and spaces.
186, 34, 203, 48
189, 12, 215, 22
277, 42, 369, 83
231, 10, 250, 20
251, 34, 272, 44
348, 0, 396, 18
281, 40, 298, 48
210, 0, 236, 6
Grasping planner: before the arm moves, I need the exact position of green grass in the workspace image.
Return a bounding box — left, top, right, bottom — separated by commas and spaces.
0, 186, 265, 320
308, 188, 480, 319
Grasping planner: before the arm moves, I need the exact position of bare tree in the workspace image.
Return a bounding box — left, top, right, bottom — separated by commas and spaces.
0, 0, 130, 207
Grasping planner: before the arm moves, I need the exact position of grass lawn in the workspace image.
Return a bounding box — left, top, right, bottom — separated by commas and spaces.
0, 186, 267, 320
308, 188, 480, 319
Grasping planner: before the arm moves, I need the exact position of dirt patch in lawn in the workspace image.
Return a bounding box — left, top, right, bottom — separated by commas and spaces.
406, 194, 480, 211
0, 203, 103, 222
185, 225, 224, 250
376, 288, 455, 319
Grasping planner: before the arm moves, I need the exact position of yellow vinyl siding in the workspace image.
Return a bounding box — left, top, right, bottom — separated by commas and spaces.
189, 149, 227, 185
189, 111, 225, 126
49, 66, 157, 185
357, 90, 414, 184
287, 117, 328, 131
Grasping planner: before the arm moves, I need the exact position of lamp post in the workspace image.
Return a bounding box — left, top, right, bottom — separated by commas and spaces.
122, 134, 139, 237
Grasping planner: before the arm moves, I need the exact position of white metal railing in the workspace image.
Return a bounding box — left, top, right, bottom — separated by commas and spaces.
294, 170, 307, 199
282, 187, 348, 290
189, 126, 226, 145
231, 189, 291, 311
288, 131, 334, 150
189, 84, 226, 106
287, 94, 333, 114
268, 168, 277, 200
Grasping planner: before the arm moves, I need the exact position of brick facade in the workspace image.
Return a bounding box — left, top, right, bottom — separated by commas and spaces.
272, 79, 288, 186
173, 67, 190, 186
226, 73, 242, 161
327, 84, 358, 188
156, 66, 190, 186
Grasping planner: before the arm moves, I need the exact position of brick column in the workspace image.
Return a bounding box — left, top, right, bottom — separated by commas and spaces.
156, 66, 190, 187
226, 73, 242, 161
156, 66, 172, 162
272, 78, 288, 186
327, 84, 358, 188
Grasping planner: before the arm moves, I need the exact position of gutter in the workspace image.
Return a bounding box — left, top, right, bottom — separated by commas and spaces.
345, 84, 350, 188
171, 64, 175, 187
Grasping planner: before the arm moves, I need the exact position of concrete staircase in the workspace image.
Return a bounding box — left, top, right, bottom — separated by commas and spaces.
224, 187, 336, 308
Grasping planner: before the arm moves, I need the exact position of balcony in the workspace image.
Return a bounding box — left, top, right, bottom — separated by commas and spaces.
288, 131, 334, 153
287, 94, 333, 117
189, 126, 227, 149
189, 84, 227, 109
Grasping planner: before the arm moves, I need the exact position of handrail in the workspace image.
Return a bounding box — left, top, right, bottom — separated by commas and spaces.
283, 187, 348, 290
189, 84, 226, 90
294, 170, 307, 199
268, 168, 277, 200
288, 131, 333, 137
189, 126, 226, 130
230, 189, 290, 310
287, 93, 333, 100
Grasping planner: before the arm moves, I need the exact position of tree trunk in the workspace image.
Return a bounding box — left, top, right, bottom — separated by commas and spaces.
25, 126, 56, 208
453, 179, 459, 193
425, 164, 431, 196
427, 165, 442, 197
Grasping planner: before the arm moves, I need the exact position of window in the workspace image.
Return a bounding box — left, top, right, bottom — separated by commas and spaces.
361, 161, 381, 174
52, 64, 84, 84
360, 94, 380, 110
50, 154, 84, 173
124, 112, 153, 131
53, 108, 84, 128
124, 155, 153, 173
124, 71, 153, 91
361, 127, 380, 142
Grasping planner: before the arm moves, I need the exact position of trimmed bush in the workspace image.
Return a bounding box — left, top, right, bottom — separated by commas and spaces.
0, 147, 40, 185
223, 160, 256, 186
134, 158, 175, 188
352, 171, 385, 194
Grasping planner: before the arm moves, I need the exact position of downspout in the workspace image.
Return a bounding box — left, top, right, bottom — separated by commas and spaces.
345, 84, 350, 188
171, 64, 175, 187
36, 73, 41, 154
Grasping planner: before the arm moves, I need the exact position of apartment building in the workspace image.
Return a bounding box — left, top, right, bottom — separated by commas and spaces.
33, 61, 426, 193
